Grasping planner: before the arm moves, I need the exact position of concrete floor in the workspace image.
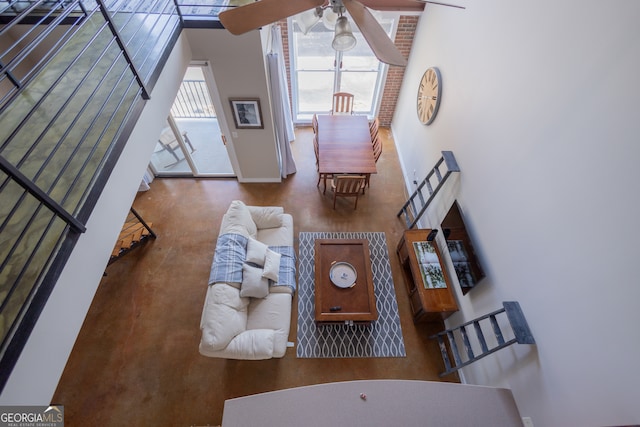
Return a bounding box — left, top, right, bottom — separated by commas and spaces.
52, 126, 458, 426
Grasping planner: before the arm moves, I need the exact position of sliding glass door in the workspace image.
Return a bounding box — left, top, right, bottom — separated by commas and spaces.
289, 13, 396, 121
150, 64, 235, 177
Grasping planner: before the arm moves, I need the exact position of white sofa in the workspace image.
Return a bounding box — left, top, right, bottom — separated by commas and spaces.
199, 200, 295, 359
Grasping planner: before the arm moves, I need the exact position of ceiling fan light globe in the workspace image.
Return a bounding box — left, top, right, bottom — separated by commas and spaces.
332, 16, 357, 51
296, 8, 321, 34
332, 32, 357, 51
322, 8, 339, 30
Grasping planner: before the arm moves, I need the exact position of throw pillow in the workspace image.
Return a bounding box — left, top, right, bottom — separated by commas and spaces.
241, 263, 269, 298
262, 249, 281, 282
247, 206, 284, 229
246, 237, 268, 266
222, 200, 258, 238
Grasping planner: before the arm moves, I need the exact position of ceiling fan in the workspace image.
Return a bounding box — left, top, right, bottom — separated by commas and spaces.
218, 0, 464, 67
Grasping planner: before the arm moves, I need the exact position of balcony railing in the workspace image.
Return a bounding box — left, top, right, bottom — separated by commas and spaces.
0, 0, 183, 391
170, 79, 215, 118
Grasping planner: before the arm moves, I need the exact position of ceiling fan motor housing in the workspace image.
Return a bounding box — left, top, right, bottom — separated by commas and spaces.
329, 0, 347, 14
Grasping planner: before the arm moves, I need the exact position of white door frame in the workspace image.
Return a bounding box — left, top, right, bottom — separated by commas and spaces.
193, 60, 241, 178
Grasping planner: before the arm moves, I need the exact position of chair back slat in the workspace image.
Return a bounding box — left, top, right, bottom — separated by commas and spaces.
332, 92, 354, 114
372, 135, 382, 163
369, 118, 379, 140
331, 175, 366, 209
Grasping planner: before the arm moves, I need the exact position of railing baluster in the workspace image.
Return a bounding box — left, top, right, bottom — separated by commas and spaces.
96, 0, 150, 99
0, 157, 86, 233
0, 0, 182, 393
170, 80, 216, 118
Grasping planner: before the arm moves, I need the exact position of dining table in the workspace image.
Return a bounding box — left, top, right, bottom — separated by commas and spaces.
316, 114, 377, 193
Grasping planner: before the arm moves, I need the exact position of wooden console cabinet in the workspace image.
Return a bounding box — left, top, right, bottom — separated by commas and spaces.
397, 229, 458, 323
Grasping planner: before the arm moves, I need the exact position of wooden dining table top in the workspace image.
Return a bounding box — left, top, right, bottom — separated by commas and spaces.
316, 114, 377, 175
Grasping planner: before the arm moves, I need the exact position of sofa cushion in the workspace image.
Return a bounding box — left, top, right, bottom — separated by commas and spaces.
255, 213, 293, 247
247, 293, 292, 357
200, 284, 249, 351
262, 249, 281, 282
246, 237, 268, 266
224, 329, 275, 359
241, 263, 269, 298
248, 206, 284, 229
221, 200, 258, 238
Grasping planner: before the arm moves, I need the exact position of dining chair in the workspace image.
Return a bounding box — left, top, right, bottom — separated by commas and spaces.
372, 134, 382, 163
331, 175, 366, 209
331, 92, 354, 115
312, 134, 319, 165
369, 118, 379, 141
313, 135, 333, 192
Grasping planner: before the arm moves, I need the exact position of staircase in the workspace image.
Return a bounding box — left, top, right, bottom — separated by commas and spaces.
109, 208, 156, 264
397, 151, 460, 229
430, 301, 535, 377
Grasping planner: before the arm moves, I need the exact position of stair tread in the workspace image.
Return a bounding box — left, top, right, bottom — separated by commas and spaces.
109, 210, 154, 262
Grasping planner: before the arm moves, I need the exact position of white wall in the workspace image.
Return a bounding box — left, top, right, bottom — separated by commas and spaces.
391, 1, 640, 426
185, 28, 281, 182
0, 34, 192, 405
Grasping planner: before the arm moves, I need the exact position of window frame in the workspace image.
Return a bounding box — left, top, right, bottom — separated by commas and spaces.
287, 13, 399, 123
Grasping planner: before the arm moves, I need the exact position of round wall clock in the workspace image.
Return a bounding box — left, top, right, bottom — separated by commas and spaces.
417, 67, 442, 125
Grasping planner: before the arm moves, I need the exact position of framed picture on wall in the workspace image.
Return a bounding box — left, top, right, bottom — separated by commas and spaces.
229, 98, 263, 129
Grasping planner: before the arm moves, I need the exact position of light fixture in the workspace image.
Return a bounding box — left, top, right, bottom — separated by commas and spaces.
296, 7, 321, 35
332, 15, 356, 52
322, 7, 339, 30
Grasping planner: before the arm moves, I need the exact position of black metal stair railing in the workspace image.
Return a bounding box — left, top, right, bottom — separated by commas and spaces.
430, 301, 536, 377
0, 0, 182, 392
397, 151, 460, 229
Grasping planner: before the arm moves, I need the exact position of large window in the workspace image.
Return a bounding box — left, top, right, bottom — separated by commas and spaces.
289, 13, 397, 121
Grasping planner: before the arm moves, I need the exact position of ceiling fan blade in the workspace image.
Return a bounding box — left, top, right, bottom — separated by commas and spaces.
342, 0, 407, 67
414, 0, 466, 9
356, 0, 464, 11
219, 0, 325, 35
357, 0, 425, 12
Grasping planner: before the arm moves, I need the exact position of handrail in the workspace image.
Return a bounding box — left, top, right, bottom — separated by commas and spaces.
0, 157, 86, 233
0, 0, 183, 393
0, 1, 86, 100
96, 0, 150, 99
397, 151, 460, 229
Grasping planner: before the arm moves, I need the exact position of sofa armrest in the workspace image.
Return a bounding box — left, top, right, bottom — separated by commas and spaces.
200, 284, 249, 351
199, 329, 275, 360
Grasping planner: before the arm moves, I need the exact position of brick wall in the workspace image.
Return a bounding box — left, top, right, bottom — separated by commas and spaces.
378, 15, 418, 126
276, 15, 418, 127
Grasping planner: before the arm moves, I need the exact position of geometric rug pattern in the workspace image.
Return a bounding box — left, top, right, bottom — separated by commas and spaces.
296, 232, 406, 358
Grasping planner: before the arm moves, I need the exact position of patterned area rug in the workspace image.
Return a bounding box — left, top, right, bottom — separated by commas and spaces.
296, 232, 406, 358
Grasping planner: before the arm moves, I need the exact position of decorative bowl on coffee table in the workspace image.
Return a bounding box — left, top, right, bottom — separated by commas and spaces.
329, 262, 357, 288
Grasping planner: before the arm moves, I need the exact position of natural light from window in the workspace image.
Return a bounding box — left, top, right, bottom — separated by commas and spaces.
289, 13, 396, 121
